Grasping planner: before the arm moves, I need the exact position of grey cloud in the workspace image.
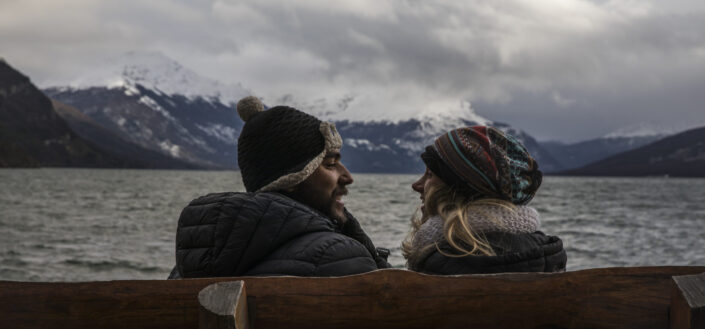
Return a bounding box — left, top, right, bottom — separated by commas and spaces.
2, 0, 704, 141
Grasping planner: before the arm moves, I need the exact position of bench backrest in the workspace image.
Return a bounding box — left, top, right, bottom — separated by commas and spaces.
1, 267, 704, 329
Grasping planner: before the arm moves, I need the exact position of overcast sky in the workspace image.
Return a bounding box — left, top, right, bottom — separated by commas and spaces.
2, 0, 705, 142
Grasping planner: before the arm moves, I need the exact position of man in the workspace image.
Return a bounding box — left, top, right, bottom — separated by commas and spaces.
169, 96, 390, 278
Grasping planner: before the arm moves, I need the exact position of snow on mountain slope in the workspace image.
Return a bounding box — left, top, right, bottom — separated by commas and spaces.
51, 51, 251, 105
411, 101, 491, 139
603, 121, 705, 139
42, 51, 558, 172
561, 126, 705, 177
538, 121, 703, 171
271, 92, 493, 125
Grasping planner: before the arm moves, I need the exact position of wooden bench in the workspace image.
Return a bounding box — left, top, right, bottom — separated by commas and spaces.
1, 267, 704, 329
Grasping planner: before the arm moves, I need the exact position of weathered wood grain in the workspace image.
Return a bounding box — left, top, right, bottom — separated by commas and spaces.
1, 266, 704, 329
198, 281, 249, 329
670, 272, 705, 329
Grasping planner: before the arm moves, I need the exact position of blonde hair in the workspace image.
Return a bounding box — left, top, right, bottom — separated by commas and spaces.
402, 180, 517, 264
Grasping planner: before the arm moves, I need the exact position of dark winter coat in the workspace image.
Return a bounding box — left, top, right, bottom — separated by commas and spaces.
412, 231, 567, 275
169, 192, 390, 278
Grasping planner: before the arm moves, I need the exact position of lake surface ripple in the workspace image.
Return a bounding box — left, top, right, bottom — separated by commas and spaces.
1, 169, 703, 281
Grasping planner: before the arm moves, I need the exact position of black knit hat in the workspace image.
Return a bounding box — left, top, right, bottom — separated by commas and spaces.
236, 96, 343, 192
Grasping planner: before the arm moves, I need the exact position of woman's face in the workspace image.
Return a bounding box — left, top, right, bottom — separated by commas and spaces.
411, 167, 445, 215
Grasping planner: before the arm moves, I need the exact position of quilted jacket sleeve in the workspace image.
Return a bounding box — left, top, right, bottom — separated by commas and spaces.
341, 209, 392, 269
416, 232, 567, 275
172, 192, 382, 278
244, 231, 379, 277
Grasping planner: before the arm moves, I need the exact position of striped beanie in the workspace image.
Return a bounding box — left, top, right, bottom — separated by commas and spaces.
236, 96, 342, 192
420, 126, 542, 205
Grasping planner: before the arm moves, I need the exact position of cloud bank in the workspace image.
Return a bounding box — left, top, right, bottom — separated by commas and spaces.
2, 0, 704, 141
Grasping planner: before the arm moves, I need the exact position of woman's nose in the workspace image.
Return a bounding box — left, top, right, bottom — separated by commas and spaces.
411, 176, 425, 193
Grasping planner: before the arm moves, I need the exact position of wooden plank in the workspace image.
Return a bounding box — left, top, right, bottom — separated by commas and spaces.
241, 267, 704, 329
670, 272, 705, 329
198, 281, 249, 329
0, 266, 704, 329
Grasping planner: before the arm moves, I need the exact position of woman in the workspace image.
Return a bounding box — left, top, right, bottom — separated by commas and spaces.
402, 126, 567, 274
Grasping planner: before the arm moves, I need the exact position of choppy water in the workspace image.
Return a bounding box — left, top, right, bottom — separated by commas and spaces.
1, 169, 704, 281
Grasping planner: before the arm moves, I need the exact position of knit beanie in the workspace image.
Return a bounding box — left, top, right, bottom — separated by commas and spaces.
420, 126, 542, 205
236, 96, 342, 192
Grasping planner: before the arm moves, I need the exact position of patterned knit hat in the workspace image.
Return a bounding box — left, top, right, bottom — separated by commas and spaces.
236, 96, 342, 192
420, 126, 542, 205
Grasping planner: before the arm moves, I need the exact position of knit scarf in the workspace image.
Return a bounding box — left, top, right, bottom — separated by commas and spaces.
407, 204, 540, 269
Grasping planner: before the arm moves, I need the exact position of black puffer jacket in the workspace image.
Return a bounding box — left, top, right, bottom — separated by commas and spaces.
170, 192, 389, 278
413, 231, 567, 275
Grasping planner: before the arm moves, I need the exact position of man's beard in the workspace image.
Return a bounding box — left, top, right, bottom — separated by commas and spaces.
285, 187, 348, 223
327, 187, 348, 223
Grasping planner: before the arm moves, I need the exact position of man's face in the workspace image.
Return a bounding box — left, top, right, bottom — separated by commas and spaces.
290, 151, 354, 223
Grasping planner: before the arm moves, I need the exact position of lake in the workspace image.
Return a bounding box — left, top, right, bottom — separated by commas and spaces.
1, 168, 703, 281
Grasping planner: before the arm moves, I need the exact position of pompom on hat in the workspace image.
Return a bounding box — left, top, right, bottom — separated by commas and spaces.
236, 96, 265, 122
236, 96, 342, 192
421, 126, 542, 205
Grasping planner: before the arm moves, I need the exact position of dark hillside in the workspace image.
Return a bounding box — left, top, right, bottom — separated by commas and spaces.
541, 135, 663, 171
1, 60, 145, 168
52, 100, 199, 169
558, 126, 705, 177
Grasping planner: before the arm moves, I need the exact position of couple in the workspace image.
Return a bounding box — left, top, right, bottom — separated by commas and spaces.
168, 97, 566, 278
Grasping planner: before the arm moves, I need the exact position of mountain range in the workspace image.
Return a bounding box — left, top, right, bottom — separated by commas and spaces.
557, 126, 705, 177
0, 59, 197, 169
2, 52, 703, 176
46, 84, 243, 169
540, 135, 665, 171
39, 52, 562, 173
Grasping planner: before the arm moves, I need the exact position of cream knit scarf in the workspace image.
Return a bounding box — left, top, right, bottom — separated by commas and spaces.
408, 204, 540, 267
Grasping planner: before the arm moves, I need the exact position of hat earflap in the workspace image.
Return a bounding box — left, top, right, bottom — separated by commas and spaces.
257, 122, 342, 192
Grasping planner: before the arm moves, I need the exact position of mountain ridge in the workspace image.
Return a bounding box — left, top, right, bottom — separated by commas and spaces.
45, 84, 242, 169
9, 52, 696, 176
0, 60, 146, 168
45, 51, 251, 106
41, 51, 560, 173
51, 99, 200, 169
556, 126, 705, 177
540, 135, 666, 171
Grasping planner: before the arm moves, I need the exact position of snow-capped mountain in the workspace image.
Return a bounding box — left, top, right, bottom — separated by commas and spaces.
0, 59, 162, 168
560, 126, 705, 177
42, 51, 559, 173
337, 118, 562, 173
539, 122, 705, 171
273, 95, 561, 173
55, 51, 251, 105
270, 94, 357, 119
541, 137, 666, 171
603, 121, 703, 139
44, 52, 250, 169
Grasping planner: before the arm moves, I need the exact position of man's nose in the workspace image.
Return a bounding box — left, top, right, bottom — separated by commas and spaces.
339, 163, 354, 185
